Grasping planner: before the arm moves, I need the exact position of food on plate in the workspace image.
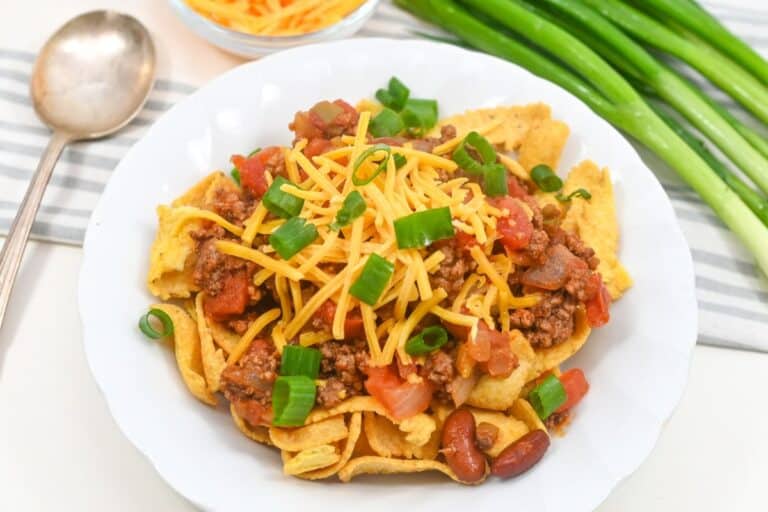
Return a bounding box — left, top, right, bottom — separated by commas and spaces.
185, 0, 368, 36
139, 76, 631, 484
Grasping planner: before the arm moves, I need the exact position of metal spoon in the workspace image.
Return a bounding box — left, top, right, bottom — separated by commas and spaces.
0, 11, 155, 329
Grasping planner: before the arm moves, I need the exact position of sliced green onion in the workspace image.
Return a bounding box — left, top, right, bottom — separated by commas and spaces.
556, 188, 592, 202
349, 254, 395, 306
375, 76, 410, 111
269, 217, 318, 260
352, 144, 391, 186
401, 98, 439, 136
405, 326, 449, 355
394, 207, 455, 249
280, 345, 322, 379
272, 376, 317, 427
452, 131, 497, 174
528, 374, 567, 420
394, 154, 407, 169
369, 108, 405, 137
530, 164, 563, 193
138, 309, 174, 339
482, 163, 509, 197
330, 191, 367, 231
263, 176, 305, 219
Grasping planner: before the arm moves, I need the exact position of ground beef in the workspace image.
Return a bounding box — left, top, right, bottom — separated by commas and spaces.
190, 225, 257, 298
317, 378, 348, 408
430, 239, 476, 300
410, 125, 457, 153
211, 187, 255, 225
511, 290, 579, 349
545, 409, 571, 434
421, 350, 455, 388
220, 339, 280, 407
316, 339, 370, 407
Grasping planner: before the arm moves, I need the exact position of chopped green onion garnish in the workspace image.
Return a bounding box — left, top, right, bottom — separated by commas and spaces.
394, 154, 407, 169
530, 164, 563, 193
138, 309, 174, 339
263, 176, 305, 219
271, 376, 317, 427
280, 345, 322, 379
269, 217, 318, 260
352, 144, 391, 186
482, 163, 509, 197
349, 254, 395, 306
401, 98, 438, 136
405, 326, 449, 356
369, 108, 405, 137
452, 131, 497, 174
556, 188, 592, 202
394, 207, 455, 249
528, 374, 567, 420
330, 191, 367, 231
375, 77, 410, 112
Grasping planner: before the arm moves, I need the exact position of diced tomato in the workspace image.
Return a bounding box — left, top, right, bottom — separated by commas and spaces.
365, 365, 434, 420
495, 197, 533, 251
455, 231, 478, 252
313, 300, 366, 339
475, 323, 518, 378
506, 175, 530, 199
203, 271, 250, 321
231, 146, 282, 198
585, 278, 611, 327
232, 398, 271, 427
556, 368, 590, 413
304, 138, 333, 158
521, 244, 587, 291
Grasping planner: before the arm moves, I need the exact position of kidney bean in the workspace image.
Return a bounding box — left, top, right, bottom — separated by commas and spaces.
441, 409, 487, 483
490, 430, 550, 479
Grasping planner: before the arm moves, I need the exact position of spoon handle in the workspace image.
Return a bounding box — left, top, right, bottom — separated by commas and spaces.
0, 131, 70, 330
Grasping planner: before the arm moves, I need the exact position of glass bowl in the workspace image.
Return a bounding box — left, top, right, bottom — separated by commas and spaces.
168, 0, 382, 59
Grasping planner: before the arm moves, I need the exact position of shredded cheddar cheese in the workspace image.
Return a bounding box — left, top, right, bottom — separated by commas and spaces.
185, 0, 367, 37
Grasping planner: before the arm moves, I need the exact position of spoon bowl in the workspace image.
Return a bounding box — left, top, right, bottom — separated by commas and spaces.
31, 10, 155, 138
0, 10, 155, 332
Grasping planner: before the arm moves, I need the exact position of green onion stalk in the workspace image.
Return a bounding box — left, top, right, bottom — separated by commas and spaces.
395, 0, 768, 275
527, 0, 768, 196
582, 0, 768, 126
631, 0, 768, 87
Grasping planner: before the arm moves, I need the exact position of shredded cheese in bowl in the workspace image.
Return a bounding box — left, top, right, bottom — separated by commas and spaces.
185, 0, 369, 36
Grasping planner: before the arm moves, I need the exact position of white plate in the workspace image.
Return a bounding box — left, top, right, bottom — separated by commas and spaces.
79, 39, 697, 512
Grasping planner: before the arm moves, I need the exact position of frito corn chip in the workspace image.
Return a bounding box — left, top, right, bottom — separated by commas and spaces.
509, 398, 548, 434
306, 396, 388, 424
150, 304, 216, 406
147, 172, 240, 300
466, 330, 536, 411
338, 456, 486, 485
561, 161, 633, 300
283, 445, 340, 476
433, 104, 569, 171
207, 320, 240, 354
534, 308, 591, 373
270, 416, 349, 452
469, 409, 529, 458
397, 414, 437, 447
363, 412, 439, 460
230, 403, 272, 445
195, 293, 227, 393
297, 412, 363, 480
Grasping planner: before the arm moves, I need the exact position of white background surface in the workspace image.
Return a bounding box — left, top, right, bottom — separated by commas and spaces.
2, 0, 768, 510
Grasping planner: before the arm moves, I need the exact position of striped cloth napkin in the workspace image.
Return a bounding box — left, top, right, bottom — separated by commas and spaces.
1, 0, 766, 351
